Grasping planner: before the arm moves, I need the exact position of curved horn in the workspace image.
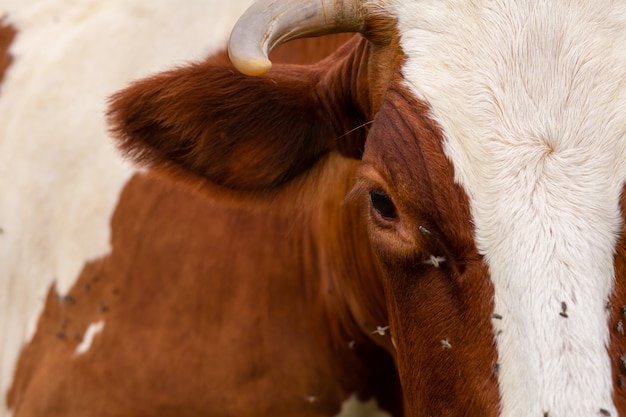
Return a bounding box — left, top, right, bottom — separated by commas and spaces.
228, 0, 366, 76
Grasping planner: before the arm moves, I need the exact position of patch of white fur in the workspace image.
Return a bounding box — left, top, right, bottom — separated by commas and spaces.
74, 320, 105, 356
334, 394, 391, 417
378, 1, 626, 416
0, 1, 253, 415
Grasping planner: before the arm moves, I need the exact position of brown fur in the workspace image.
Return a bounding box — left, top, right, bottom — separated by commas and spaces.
0, 17, 16, 91
8, 160, 401, 417
608, 187, 626, 414
269, 34, 356, 65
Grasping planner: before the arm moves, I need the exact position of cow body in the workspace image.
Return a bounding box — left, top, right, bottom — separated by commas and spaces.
7, 163, 399, 416
1, 0, 242, 414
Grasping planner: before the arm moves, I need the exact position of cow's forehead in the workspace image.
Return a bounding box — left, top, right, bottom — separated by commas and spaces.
380, 0, 626, 191
376, 1, 626, 416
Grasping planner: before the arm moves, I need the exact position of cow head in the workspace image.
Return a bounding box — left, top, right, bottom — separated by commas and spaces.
108, 0, 626, 415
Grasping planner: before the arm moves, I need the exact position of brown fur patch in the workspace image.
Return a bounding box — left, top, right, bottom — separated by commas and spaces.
608, 186, 626, 413
8, 160, 401, 416
269, 33, 356, 65
0, 17, 17, 91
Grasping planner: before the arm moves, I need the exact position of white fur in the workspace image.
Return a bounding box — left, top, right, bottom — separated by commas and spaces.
0, 1, 253, 415
335, 394, 391, 417
74, 321, 105, 356
378, 0, 626, 416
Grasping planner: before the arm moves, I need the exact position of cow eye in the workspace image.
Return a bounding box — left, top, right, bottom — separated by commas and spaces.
369, 190, 398, 220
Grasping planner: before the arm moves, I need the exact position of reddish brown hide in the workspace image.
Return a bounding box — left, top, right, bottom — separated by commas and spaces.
608, 189, 626, 412
269, 33, 354, 65
0, 18, 16, 90
8, 164, 400, 417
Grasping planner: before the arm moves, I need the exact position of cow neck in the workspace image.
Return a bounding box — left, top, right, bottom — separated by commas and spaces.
280, 152, 391, 350
8, 165, 391, 415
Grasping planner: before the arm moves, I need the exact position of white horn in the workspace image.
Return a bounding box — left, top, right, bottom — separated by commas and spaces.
228, 0, 366, 76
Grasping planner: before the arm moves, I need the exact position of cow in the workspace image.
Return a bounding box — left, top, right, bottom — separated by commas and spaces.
103, 0, 625, 416
6, 0, 626, 416
1, 2, 393, 417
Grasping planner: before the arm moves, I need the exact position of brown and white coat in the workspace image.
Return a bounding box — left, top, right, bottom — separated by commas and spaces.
4, 0, 626, 416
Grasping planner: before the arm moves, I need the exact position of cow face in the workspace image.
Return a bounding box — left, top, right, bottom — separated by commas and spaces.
108, 0, 626, 416
385, 3, 626, 416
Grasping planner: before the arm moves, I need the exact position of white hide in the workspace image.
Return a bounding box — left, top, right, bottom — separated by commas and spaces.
0, 1, 253, 415
336, 395, 392, 417
74, 321, 105, 356
380, 0, 626, 416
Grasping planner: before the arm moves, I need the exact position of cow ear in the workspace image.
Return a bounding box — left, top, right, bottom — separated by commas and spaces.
107, 37, 369, 191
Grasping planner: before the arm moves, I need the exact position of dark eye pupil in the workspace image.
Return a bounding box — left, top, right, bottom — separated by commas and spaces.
369, 190, 398, 220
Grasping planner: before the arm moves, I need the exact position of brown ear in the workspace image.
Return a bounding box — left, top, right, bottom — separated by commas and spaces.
107, 36, 370, 191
